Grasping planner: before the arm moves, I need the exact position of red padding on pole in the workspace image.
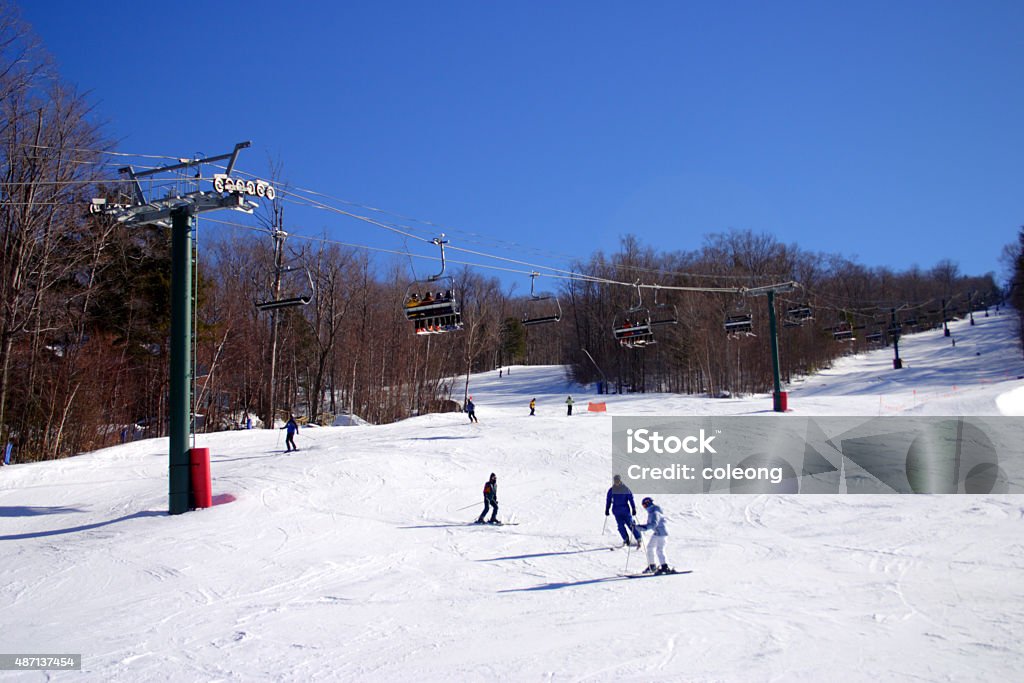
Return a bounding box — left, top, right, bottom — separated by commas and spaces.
190, 447, 212, 509
773, 391, 788, 413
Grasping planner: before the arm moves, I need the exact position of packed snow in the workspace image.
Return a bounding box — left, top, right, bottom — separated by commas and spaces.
1, 312, 1023, 681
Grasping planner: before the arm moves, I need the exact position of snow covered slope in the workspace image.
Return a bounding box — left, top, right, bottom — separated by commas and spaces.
1, 312, 1022, 681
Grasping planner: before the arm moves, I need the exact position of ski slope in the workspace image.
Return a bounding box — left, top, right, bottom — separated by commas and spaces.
1, 312, 1023, 681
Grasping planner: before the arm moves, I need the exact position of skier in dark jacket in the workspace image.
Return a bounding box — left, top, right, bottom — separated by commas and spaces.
605, 474, 640, 547
476, 473, 499, 524
283, 416, 299, 452
465, 397, 478, 423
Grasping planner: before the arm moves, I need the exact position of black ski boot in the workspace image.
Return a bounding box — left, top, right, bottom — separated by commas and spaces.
488, 518, 502, 525
474, 518, 485, 524
655, 564, 673, 575
642, 564, 658, 574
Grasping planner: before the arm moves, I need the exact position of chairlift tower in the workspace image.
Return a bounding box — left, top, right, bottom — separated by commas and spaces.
742, 281, 800, 412
90, 142, 265, 515
890, 307, 904, 369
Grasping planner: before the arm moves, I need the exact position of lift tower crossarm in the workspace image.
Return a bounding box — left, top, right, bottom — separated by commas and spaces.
741, 281, 800, 297
118, 141, 252, 179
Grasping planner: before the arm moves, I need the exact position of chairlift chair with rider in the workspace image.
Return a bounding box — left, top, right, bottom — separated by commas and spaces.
403, 236, 463, 335
724, 314, 754, 336
613, 281, 655, 348
784, 304, 813, 326
832, 320, 855, 342
724, 298, 755, 337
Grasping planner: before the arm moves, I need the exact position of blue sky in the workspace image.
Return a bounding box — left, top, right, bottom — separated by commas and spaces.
21, 1, 1024, 285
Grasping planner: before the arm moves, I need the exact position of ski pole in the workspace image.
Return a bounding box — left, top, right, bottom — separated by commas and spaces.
276, 428, 282, 449
602, 515, 608, 535
625, 518, 637, 572
456, 501, 480, 511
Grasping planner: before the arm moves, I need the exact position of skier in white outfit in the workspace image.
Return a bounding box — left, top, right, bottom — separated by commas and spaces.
635, 496, 673, 575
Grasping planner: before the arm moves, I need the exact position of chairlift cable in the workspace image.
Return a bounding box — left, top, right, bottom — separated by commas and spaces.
89, 153, 792, 296
221, 164, 589, 262
20, 143, 183, 160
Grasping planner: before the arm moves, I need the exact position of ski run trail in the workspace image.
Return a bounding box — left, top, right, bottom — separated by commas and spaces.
2, 312, 1023, 682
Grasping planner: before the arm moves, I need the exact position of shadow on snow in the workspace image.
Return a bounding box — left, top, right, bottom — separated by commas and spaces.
0, 510, 165, 541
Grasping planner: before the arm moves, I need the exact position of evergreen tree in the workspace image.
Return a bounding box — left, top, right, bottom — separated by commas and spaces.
501, 317, 526, 365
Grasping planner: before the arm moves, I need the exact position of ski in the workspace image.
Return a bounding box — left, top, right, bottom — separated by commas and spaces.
619, 570, 692, 578
470, 521, 519, 526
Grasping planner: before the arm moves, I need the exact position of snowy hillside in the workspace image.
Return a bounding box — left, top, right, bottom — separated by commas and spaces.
1, 312, 1023, 681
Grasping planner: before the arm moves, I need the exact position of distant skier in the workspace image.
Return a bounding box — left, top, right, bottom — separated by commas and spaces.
529, 398, 536, 416
475, 472, 499, 524
465, 396, 478, 423
606, 474, 641, 548
283, 415, 299, 452
566, 395, 574, 416
636, 496, 673, 575
499, 369, 503, 378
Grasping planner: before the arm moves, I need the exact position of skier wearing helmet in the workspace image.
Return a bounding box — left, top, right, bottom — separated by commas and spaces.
635, 496, 674, 575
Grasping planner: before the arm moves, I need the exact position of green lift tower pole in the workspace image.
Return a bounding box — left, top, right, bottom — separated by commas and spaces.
169, 207, 194, 515
767, 290, 784, 412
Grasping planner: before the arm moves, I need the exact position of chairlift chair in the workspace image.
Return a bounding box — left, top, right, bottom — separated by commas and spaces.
255, 267, 314, 311
521, 273, 562, 326
613, 310, 655, 348
866, 330, 884, 344
724, 314, 754, 336
786, 305, 811, 321
785, 305, 814, 325
649, 287, 679, 327
403, 237, 463, 334
832, 321, 854, 342
724, 297, 755, 337
612, 282, 655, 348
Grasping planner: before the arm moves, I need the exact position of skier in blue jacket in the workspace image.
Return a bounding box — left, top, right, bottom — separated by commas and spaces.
283, 415, 299, 452
605, 474, 640, 548
635, 496, 673, 574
